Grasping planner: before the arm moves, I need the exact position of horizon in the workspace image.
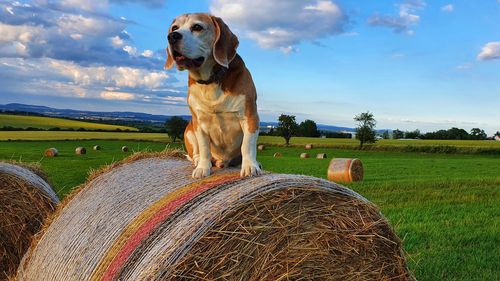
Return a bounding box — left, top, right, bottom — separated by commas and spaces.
0, 0, 499, 134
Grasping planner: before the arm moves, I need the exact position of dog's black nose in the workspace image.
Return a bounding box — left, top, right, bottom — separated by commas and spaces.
168, 32, 182, 44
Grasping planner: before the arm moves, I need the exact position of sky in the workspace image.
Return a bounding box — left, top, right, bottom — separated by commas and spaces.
0, 0, 499, 134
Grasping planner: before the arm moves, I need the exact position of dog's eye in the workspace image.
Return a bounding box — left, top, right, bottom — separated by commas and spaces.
191, 24, 204, 32
171, 25, 179, 31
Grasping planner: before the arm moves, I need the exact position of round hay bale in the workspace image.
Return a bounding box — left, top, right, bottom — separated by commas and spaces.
300, 153, 310, 159
43, 148, 58, 158
122, 146, 129, 152
257, 144, 265, 151
75, 147, 86, 155
327, 158, 364, 183
305, 143, 314, 150
0, 162, 59, 280
273, 152, 282, 158
316, 153, 327, 159
93, 145, 101, 151
16, 152, 411, 281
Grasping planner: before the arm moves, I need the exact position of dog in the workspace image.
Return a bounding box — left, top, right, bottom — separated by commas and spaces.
165, 13, 262, 179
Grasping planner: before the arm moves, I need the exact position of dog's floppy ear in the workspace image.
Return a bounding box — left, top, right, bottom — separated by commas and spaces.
211, 16, 239, 68
164, 48, 175, 70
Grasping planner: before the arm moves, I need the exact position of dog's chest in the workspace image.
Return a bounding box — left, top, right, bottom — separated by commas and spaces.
188, 83, 245, 115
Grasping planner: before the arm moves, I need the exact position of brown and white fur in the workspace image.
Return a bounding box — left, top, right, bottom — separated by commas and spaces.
165, 13, 262, 179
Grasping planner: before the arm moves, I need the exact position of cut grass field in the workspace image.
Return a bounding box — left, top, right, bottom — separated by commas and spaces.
0, 114, 138, 131
0, 140, 498, 280
0, 131, 168, 141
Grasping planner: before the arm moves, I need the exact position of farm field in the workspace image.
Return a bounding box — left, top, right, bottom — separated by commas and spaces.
2, 131, 500, 150
0, 140, 499, 280
259, 135, 500, 148
0, 131, 169, 141
0, 114, 138, 131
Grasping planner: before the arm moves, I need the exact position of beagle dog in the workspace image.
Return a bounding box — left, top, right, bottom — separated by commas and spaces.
165, 13, 262, 179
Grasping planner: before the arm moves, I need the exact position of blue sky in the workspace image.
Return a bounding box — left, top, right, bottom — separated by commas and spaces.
0, 0, 499, 134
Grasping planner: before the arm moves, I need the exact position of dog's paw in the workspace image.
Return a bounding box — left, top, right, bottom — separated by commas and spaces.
240, 161, 262, 177
192, 163, 211, 179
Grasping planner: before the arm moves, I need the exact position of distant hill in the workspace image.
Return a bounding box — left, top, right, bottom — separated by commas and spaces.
0, 103, 375, 133
0, 103, 190, 124
0, 114, 138, 131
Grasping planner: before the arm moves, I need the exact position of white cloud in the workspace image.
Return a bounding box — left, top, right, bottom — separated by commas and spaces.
100, 91, 135, 100
368, 0, 426, 35
48, 60, 170, 88
441, 4, 454, 12
477, 42, 500, 61
210, 0, 347, 52
141, 50, 154, 57
110, 36, 125, 47
123, 45, 137, 56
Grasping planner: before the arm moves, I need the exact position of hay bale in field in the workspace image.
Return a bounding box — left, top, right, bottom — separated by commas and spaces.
75, 147, 86, 155
93, 145, 101, 151
327, 158, 364, 183
305, 143, 314, 150
0, 162, 59, 280
273, 152, 282, 158
43, 148, 58, 157
16, 151, 411, 281
121, 146, 129, 152
316, 153, 327, 159
300, 153, 310, 159
257, 144, 265, 151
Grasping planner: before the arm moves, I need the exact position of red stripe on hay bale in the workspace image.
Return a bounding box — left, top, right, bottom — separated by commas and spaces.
273, 152, 282, 158
102, 174, 241, 281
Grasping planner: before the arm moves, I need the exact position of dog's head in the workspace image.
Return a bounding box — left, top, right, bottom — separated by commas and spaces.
165, 13, 239, 71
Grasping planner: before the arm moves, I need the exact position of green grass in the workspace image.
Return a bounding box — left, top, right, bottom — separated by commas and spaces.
0, 140, 498, 280
0, 114, 138, 131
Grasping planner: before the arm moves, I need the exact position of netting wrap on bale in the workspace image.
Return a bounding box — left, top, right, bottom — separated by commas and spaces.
16, 152, 412, 281
0, 162, 59, 280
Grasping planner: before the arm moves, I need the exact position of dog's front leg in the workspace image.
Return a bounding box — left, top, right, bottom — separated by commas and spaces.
240, 119, 262, 177
192, 128, 212, 179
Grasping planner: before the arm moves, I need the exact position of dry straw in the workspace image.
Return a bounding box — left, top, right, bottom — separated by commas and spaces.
43, 148, 58, 158
75, 147, 86, 155
300, 153, 310, 159
16, 152, 411, 281
317, 153, 328, 159
0, 162, 59, 280
328, 158, 364, 183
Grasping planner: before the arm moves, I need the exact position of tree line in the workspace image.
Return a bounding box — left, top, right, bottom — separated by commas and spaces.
390, 127, 490, 140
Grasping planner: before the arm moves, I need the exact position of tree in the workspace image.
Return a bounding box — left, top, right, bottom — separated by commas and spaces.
382, 130, 390, 139
405, 129, 421, 139
277, 114, 299, 145
165, 116, 188, 142
298, 119, 319, 137
470, 128, 487, 140
354, 111, 377, 148
392, 129, 404, 139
